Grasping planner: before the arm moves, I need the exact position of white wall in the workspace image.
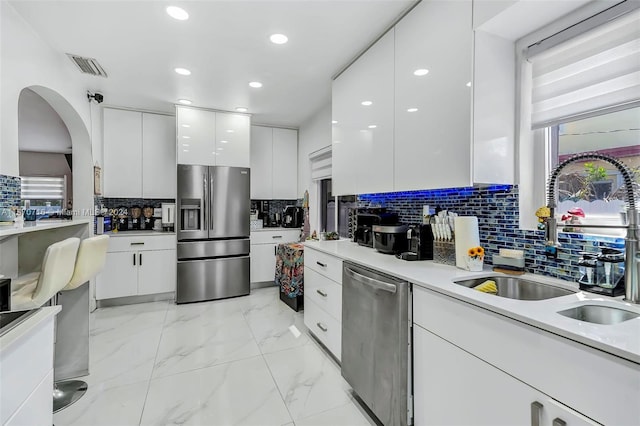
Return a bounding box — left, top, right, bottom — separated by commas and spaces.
18, 88, 72, 153
297, 102, 332, 232
1, 2, 96, 211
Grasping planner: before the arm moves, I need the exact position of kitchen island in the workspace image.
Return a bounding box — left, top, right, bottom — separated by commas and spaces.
0, 306, 61, 426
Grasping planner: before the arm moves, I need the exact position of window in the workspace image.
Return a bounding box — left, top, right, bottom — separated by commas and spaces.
21, 176, 66, 218
518, 1, 640, 232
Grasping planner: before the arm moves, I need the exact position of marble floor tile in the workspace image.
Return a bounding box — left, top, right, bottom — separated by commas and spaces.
140, 356, 292, 426
152, 310, 261, 378
263, 343, 353, 420
245, 307, 310, 354
294, 401, 376, 426
53, 380, 148, 426
91, 301, 169, 340
239, 287, 291, 321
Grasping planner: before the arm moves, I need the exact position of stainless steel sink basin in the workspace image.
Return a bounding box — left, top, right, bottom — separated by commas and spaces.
453, 276, 577, 301
557, 305, 640, 325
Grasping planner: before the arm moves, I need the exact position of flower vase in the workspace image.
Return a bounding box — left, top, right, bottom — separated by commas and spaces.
467, 256, 484, 272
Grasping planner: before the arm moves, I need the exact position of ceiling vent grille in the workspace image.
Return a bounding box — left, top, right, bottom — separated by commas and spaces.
66, 54, 108, 77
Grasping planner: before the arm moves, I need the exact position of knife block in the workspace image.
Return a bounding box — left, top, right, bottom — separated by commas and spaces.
433, 240, 456, 266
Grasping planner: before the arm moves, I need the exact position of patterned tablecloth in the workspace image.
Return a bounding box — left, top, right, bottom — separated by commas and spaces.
275, 243, 304, 299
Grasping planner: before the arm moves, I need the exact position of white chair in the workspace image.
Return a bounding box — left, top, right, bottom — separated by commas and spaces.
11, 238, 80, 311
53, 234, 109, 413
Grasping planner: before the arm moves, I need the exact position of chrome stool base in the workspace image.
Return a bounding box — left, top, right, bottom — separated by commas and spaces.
53, 380, 88, 413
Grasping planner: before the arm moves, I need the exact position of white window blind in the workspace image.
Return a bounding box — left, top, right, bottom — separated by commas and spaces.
309, 146, 332, 181
527, 4, 640, 129
21, 176, 66, 200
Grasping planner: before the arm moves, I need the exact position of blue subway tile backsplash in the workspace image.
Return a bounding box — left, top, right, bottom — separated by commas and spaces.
0, 174, 21, 208
358, 185, 624, 284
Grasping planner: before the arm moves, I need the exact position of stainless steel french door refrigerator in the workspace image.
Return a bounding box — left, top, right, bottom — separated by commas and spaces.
176, 165, 250, 303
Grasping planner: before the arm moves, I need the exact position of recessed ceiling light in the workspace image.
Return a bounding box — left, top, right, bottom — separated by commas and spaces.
166, 6, 189, 21
249, 81, 263, 88
368, 125, 377, 129
235, 107, 248, 112
181, 124, 191, 128
466, 81, 472, 87
220, 140, 228, 143
361, 101, 372, 106
182, 136, 191, 139
178, 99, 192, 105
407, 108, 418, 112
226, 129, 235, 133
270, 34, 288, 44
332, 120, 338, 124
413, 68, 429, 76
175, 68, 191, 76
217, 147, 224, 151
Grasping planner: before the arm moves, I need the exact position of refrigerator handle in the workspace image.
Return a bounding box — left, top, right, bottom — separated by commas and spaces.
203, 173, 208, 231
210, 171, 215, 233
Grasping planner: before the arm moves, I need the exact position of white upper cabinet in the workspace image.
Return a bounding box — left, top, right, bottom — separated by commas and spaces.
332, 29, 395, 196
103, 108, 175, 198
142, 113, 176, 198
215, 113, 250, 167
177, 106, 250, 168
250, 126, 298, 199
272, 128, 298, 199
394, 0, 473, 191
177, 107, 216, 166
250, 125, 273, 199
103, 108, 143, 198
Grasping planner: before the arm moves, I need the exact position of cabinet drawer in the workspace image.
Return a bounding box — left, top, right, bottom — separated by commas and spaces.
304, 248, 343, 284
107, 234, 176, 252
304, 268, 342, 322
250, 229, 300, 244
304, 298, 341, 361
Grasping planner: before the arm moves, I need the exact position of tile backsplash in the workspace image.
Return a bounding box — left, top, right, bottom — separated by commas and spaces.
0, 174, 21, 208
358, 185, 624, 284
95, 197, 175, 213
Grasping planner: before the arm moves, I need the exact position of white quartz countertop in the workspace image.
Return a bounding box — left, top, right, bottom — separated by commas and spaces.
0, 306, 61, 353
0, 218, 93, 239
104, 230, 175, 237
304, 240, 640, 364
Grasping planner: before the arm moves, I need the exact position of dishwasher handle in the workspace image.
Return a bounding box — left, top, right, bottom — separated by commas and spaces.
345, 267, 397, 294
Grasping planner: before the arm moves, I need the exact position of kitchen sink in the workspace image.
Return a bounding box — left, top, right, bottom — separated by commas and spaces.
557, 304, 640, 325
453, 276, 577, 301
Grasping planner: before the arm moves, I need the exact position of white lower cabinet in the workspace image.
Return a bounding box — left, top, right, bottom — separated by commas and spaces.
303, 246, 343, 361
95, 235, 176, 300
249, 229, 300, 283
414, 325, 599, 426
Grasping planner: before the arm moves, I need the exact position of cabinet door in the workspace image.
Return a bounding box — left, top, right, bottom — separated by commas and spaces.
142, 113, 176, 198
103, 108, 143, 197
250, 243, 277, 283
215, 112, 250, 167
250, 126, 273, 199
331, 81, 357, 196
272, 128, 298, 199
176, 106, 216, 165
95, 251, 138, 299
394, 0, 472, 191
137, 250, 176, 295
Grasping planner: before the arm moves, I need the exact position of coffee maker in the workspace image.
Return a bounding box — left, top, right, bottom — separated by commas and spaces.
398, 224, 434, 261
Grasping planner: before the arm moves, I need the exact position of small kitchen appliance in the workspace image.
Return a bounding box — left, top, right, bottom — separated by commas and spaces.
397, 224, 434, 261
161, 203, 175, 232
115, 206, 129, 231
130, 206, 142, 230
142, 205, 155, 230
355, 212, 398, 248
282, 206, 303, 228
373, 224, 409, 254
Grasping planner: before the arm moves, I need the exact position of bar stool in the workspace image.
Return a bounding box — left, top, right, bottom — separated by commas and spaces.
53, 234, 109, 413
10, 238, 80, 311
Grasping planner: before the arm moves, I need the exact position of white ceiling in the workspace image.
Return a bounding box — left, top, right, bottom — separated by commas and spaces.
10, 0, 416, 128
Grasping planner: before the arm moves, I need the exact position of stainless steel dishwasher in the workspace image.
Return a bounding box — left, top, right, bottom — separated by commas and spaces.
342, 262, 412, 426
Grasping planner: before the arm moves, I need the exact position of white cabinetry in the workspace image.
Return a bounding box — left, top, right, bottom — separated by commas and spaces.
414, 325, 598, 426
95, 234, 176, 300
394, 0, 472, 191
413, 285, 639, 426
177, 106, 250, 167
249, 229, 300, 283
303, 246, 343, 360
332, 29, 394, 196
250, 126, 298, 199
103, 108, 176, 198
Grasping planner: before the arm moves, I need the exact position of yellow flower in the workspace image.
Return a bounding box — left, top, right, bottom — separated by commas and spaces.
468, 248, 476, 256
477, 247, 484, 256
